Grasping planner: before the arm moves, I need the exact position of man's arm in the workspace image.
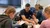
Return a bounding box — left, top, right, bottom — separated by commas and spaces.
21, 15, 31, 22
32, 15, 38, 24
20, 10, 31, 22
21, 15, 35, 24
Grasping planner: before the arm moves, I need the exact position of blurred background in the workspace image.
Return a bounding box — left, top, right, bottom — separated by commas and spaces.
0, 0, 50, 28
0, 0, 50, 14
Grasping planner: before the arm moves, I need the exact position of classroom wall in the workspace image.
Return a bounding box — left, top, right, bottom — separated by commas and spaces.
37, 0, 50, 7
0, 7, 21, 14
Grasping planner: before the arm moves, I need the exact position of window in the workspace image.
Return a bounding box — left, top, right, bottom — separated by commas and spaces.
0, 0, 21, 8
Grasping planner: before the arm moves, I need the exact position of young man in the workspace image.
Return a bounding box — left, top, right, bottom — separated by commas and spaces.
0, 6, 16, 28
20, 3, 38, 24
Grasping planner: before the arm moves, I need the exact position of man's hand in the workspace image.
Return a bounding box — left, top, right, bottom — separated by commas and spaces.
24, 20, 36, 25
21, 15, 32, 23
21, 15, 37, 24
32, 15, 38, 24
30, 20, 36, 24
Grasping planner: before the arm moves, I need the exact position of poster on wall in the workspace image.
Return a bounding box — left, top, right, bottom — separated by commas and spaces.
0, 0, 21, 7
0, 0, 8, 4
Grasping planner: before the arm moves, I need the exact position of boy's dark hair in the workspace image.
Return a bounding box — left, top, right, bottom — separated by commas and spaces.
25, 3, 30, 7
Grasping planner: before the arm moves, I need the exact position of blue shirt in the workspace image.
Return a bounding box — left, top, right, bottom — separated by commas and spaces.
30, 7, 36, 13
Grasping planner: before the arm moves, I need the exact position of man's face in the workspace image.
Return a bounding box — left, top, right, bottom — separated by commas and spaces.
25, 6, 30, 12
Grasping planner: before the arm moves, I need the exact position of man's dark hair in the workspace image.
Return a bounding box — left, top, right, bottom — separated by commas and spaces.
25, 3, 30, 7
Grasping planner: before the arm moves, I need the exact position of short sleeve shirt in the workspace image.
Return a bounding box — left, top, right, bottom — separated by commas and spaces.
20, 9, 34, 20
